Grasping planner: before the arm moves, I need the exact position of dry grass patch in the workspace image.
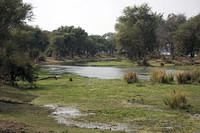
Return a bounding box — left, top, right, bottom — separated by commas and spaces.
124, 72, 138, 84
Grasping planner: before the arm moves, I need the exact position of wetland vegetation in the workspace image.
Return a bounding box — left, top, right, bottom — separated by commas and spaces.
0, 0, 200, 133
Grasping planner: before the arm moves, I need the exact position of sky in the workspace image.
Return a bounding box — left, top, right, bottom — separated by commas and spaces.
23, 0, 200, 35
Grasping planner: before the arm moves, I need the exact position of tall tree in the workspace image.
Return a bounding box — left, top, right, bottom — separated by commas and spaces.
103, 32, 117, 55
0, 0, 32, 49
156, 14, 186, 58
174, 14, 200, 57
0, 0, 38, 86
115, 4, 162, 60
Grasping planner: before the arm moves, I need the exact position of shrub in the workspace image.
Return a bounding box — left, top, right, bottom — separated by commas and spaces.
191, 68, 200, 82
160, 62, 165, 66
185, 72, 192, 81
175, 71, 188, 84
150, 70, 169, 83
163, 90, 189, 109
0, 54, 38, 86
168, 73, 174, 82
124, 72, 138, 84
137, 59, 150, 66
39, 55, 46, 62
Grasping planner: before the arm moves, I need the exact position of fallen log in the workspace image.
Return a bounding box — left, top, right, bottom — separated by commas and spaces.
0, 99, 24, 104
39, 76, 58, 80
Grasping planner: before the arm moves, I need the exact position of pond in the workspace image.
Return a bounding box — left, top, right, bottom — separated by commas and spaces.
43, 64, 178, 81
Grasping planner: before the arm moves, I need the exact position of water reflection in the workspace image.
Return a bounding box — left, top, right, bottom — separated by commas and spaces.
43, 65, 177, 81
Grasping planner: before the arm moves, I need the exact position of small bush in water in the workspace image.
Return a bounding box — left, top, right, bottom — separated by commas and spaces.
150, 70, 169, 83
163, 89, 189, 109
124, 72, 138, 84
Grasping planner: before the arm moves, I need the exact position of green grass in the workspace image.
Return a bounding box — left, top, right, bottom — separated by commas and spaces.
86, 59, 137, 68
1, 65, 200, 132
23, 72, 200, 133
0, 85, 122, 133
85, 58, 200, 70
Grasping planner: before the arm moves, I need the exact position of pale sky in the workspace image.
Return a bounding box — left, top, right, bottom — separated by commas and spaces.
23, 0, 200, 35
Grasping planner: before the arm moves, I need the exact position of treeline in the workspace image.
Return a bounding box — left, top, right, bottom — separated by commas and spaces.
0, 0, 116, 86
46, 26, 116, 59
115, 4, 200, 60
1, 1, 200, 85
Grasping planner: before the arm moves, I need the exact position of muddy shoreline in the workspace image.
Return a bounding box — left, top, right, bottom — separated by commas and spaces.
44, 105, 136, 133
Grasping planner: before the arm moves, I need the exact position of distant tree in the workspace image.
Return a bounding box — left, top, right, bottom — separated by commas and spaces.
72, 27, 88, 57
85, 37, 98, 57
115, 4, 162, 60
156, 14, 186, 58
52, 35, 66, 58
103, 32, 117, 55
173, 14, 200, 57
10, 26, 49, 63
52, 26, 88, 58
64, 33, 76, 58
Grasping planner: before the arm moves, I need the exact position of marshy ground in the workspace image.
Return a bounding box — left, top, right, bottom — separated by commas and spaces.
1, 59, 200, 133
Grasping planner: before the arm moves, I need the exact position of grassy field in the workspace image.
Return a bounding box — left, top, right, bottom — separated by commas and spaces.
1, 59, 200, 133
27, 71, 200, 132
0, 86, 119, 133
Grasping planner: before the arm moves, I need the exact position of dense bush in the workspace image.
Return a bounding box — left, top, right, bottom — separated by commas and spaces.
175, 71, 188, 84
191, 68, 200, 82
168, 73, 174, 82
160, 62, 165, 66
150, 70, 169, 83
0, 54, 38, 86
124, 72, 138, 84
164, 90, 189, 109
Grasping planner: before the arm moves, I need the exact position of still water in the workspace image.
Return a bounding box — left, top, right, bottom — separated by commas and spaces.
43, 65, 177, 81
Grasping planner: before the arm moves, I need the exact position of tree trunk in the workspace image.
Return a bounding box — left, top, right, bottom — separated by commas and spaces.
170, 42, 175, 60
71, 49, 74, 58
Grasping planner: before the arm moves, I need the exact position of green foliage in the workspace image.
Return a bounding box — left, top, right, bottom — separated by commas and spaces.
0, 0, 39, 86
0, 53, 38, 86
29, 72, 200, 132
160, 62, 165, 66
50, 26, 116, 58
156, 14, 186, 59
150, 70, 169, 83
174, 14, 200, 57
163, 89, 189, 109
124, 72, 138, 83
115, 3, 162, 60
0, 0, 32, 36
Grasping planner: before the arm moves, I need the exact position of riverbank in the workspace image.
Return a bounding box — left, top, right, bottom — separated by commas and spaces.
2, 70, 200, 132
43, 57, 200, 70
1, 60, 200, 132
